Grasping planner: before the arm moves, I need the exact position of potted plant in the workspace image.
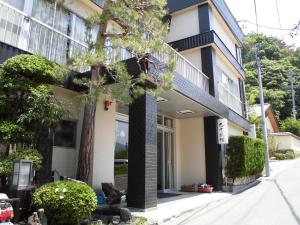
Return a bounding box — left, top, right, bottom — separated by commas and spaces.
198, 184, 213, 193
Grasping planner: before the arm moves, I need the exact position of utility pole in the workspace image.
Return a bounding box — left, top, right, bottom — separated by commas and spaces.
255, 46, 270, 177
253, 0, 270, 177
288, 71, 297, 119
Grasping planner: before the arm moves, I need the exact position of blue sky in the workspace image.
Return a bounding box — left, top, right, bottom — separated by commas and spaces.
225, 0, 300, 48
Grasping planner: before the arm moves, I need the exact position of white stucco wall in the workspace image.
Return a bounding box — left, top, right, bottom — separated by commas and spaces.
64, 0, 101, 19
215, 51, 240, 83
181, 48, 202, 71
176, 117, 206, 188
165, 7, 199, 43
91, 95, 116, 191
269, 134, 300, 152
265, 117, 274, 133
51, 86, 83, 178
228, 122, 244, 136
212, 9, 239, 59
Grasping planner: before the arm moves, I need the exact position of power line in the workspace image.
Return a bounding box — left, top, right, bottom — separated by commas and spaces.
238, 20, 293, 31
275, 0, 283, 37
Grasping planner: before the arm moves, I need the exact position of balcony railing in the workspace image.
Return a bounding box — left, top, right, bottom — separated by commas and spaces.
218, 82, 243, 115
0, 0, 88, 65
153, 45, 209, 92
0, 0, 209, 92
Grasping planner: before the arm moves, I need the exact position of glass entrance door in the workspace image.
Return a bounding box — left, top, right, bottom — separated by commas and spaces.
164, 132, 174, 189
157, 130, 163, 190
157, 116, 175, 191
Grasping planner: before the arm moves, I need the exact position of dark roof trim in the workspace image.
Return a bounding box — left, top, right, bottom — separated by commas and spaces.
174, 73, 251, 130
167, 0, 206, 14
168, 31, 245, 79
211, 0, 244, 44
167, 0, 243, 44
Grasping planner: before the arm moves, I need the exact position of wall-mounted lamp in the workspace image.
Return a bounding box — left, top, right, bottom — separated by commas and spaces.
104, 100, 112, 111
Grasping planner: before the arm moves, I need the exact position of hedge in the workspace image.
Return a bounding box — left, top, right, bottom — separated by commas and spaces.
226, 136, 265, 179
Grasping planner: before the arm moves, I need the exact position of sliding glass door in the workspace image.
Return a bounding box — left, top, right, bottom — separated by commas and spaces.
157, 115, 175, 191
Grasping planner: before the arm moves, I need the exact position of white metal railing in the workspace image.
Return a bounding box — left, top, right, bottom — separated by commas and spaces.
153, 45, 209, 92
218, 82, 243, 115
0, 0, 88, 65
0, 0, 209, 92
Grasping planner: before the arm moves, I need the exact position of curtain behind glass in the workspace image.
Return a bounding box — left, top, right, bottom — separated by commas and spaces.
2, 0, 25, 10
31, 0, 54, 26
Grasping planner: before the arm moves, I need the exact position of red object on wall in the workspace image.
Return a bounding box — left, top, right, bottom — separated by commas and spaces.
104, 100, 112, 111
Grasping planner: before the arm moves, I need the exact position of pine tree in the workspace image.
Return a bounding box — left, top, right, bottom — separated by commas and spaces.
71, 0, 175, 181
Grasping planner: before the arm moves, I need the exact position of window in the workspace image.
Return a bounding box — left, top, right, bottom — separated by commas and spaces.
54, 120, 77, 148
115, 120, 129, 155
2, 0, 25, 10
235, 44, 242, 65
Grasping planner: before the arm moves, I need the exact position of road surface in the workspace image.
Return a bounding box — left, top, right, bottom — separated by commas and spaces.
162, 159, 300, 225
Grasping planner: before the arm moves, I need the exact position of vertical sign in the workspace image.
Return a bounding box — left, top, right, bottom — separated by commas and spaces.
217, 118, 228, 144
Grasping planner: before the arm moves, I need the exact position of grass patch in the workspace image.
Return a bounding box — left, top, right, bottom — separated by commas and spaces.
114, 164, 128, 176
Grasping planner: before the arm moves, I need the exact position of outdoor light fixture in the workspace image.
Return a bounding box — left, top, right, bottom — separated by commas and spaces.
11, 160, 33, 191
104, 100, 113, 111
176, 110, 195, 115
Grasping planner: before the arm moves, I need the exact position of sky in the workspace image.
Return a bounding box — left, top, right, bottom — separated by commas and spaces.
225, 0, 300, 48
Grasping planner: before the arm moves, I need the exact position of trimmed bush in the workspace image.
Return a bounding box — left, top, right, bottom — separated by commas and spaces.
32, 181, 97, 225
274, 150, 295, 160
226, 136, 265, 179
2, 54, 62, 84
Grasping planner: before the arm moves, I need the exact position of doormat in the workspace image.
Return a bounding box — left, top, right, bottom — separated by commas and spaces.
157, 193, 181, 199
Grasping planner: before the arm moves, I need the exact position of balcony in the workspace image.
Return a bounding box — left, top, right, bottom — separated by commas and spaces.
0, 0, 88, 65
0, 0, 209, 93
218, 82, 243, 115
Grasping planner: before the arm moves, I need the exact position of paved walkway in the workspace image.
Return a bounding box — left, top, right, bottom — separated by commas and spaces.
131, 159, 298, 224
161, 158, 300, 225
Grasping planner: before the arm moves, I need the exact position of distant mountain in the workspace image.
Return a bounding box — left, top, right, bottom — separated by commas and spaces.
115, 142, 127, 151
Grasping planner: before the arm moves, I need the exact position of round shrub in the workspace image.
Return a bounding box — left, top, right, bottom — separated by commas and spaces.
2, 54, 61, 84
32, 181, 97, 225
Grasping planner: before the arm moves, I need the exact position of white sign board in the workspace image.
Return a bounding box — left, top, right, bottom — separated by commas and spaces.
217, 118, 228, 144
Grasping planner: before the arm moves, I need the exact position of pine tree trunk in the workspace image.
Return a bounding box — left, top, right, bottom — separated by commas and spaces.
76, 67, 100, 182
76, 102, 97, 182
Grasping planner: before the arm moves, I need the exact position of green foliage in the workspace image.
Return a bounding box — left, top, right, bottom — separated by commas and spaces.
70, 0, 175, 104
131, 216, 147, 225
248, 115, 262, 139
0, 121, 32, 144
0, 54, 68, 146
2, 54, 62, 84
114, 165, 128, 176
32, 181, 97, 225
114, 150, 128, 159
243, 33, 300, 121
280, 118, 300, 136
0, 148, 42, 176
226, 136, 265, 179
274, 150, 295, 160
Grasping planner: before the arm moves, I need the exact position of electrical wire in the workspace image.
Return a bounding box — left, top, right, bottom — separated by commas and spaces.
238, 20, 293, 31
275, 0, 283, 37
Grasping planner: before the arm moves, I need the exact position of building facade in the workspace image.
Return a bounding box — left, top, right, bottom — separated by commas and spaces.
0, 0, 251, 209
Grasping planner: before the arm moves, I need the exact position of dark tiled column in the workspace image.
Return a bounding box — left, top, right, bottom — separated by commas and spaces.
201, 47, 218, 97
127, 91, 157, 209
204, 116, 223, 190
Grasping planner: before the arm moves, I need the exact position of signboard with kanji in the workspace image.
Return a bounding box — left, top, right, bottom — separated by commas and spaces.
217, 118, 228, 144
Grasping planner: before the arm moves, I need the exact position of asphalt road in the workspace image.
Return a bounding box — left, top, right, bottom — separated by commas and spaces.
162, 159, 300, 225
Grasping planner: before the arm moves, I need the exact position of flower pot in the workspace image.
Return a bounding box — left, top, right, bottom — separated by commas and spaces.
198, 186, 213, 193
